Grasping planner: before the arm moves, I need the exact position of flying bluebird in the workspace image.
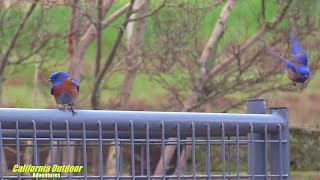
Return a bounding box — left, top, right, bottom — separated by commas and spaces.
264, 34, 310, 86
47, 71, 79, 116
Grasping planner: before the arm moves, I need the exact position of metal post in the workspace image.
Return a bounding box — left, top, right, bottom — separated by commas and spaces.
247, 98, 266, 179
270, 107, 290, 180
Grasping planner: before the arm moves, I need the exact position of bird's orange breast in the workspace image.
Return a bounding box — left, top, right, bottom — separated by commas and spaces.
52, 78, 78, 98
285, 69, 298, 81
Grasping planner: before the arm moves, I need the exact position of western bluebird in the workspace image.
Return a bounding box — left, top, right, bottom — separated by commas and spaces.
47, 71, 79, 116
264, 34, 310, 86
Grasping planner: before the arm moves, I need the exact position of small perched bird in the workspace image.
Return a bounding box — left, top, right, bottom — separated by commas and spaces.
264, 33, 310, 86
47, 71, 79, 116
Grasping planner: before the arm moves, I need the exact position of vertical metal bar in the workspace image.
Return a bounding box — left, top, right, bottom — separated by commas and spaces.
66, 120, 71, 180
0, 122, 3, 180
264, 125, 268, 179
115, 123, 120, 180
227, 136, 231, 180
177, 124, 181, 180
37, 143, 40, 165
221, 123, 225, 180
82, 122, 88, 180
16, 122, 20, 180
119, 142, 123, 176
32, 120, 38, 180
236, 125, 240, 180
77, 141, 81, 176
141, 145, 144, 176
270, 107, 290, 180
161, 121, 165, 180
146, 123, 150, 180
50, 121, 54, 167
191, 122, 196, 180
57, 141, 61, 165
130, 121, 135, 179
282, 112, 290, 180
32, 120, 38, 165
98, 121, 103, 180
184, 139, 187, 175
278, 125, 283, 180
247, 98, 266, 180
250, 124, 254, 180
118, 142, 124, 176
206, 124, 211, 180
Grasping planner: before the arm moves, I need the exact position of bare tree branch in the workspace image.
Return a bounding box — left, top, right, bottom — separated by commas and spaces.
79, 2, 127, 59
82, 0, 96, 34
261, 0, 266, 21
154, 0, 237, 175
0, 0, 38, 75
79, 0, 146, 58
206, 0, 292, 82
8, 35, 52, 65
128, 0, 166, 22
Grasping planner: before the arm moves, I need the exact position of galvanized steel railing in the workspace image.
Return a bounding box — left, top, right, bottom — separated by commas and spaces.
0, 98, 289, 179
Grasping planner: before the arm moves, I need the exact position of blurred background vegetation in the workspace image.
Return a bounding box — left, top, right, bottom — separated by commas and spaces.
0, 0, 319, 178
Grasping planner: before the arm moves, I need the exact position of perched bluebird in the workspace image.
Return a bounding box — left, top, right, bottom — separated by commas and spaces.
47, 71, 79, 116
265, 35, 310, 86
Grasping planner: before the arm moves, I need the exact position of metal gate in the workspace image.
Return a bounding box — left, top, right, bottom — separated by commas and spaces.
0, 98, 289, 179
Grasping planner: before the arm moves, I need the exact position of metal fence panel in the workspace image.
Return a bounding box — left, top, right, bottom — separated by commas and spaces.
0, 99, 289, 179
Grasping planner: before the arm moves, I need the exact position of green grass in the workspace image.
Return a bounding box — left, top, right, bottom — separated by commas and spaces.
291, 171, 320, 180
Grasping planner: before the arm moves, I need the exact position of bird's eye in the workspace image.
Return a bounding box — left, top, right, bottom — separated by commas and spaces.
56, 73, 61, 79
54, 74, 60, 79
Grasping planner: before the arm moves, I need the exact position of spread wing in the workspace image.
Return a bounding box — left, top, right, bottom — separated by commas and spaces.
286, 61, 298, 73
71, 79, 80, 93
50, 86, 54, 95
290, 33, 308, 65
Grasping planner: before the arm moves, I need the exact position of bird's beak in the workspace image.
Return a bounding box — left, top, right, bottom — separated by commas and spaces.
304, 74, 309, 78
46, 79, 52, 82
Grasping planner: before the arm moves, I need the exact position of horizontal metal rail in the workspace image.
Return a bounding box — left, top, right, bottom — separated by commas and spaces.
0, 108, 285, 138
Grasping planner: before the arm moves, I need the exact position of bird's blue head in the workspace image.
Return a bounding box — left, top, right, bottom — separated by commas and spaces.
296, 65, 310, 82
47, 71, 70, 85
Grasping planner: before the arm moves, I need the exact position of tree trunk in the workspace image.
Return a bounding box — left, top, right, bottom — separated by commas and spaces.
91, 0, 136, 109
95, 0, 103, 77
63, 1, 81, 176
0, 75, 7, 175
120, 0, 148, 109
0, 75, 3, 107
67, 0, 81, 81
68, 53, 83, 82
105, 0, 148, 176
